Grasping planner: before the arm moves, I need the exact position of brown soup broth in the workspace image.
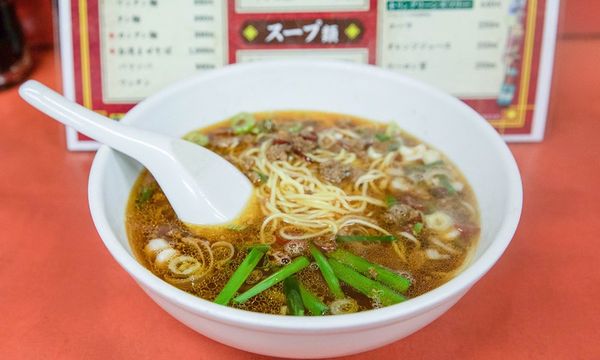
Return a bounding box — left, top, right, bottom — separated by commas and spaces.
126, 111, 480, 315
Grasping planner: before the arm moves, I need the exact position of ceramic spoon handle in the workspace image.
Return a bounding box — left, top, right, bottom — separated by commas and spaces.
18, 80, 172, 160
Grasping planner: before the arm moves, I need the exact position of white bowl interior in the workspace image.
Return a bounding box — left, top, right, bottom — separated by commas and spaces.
90, 61, 521, 333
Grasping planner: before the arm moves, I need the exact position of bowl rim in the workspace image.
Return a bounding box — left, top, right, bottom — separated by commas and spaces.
88, 60, 522, 334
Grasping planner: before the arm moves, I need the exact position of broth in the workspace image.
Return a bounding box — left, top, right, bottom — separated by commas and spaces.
126, 111, 480, 315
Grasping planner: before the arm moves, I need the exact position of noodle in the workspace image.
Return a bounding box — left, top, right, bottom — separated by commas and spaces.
236, 139, 398, 243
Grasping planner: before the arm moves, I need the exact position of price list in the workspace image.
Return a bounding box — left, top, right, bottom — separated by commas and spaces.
99, 0, 227, 103
378, 0, 518, 99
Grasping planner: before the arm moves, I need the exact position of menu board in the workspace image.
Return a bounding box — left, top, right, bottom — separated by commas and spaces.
58, 0, 559, 150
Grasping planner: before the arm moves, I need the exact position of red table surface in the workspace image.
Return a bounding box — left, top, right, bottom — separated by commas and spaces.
1, 38, 599, 359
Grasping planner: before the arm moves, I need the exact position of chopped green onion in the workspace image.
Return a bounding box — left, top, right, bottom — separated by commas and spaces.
182, 131, 209, 146
412, 222, 423, 235
287, 122, 303, 133
329, 298, 359, 315
435, 174, 456, 195
388, 142, 401, 152
136, 186, 154, 204
214, 246, 269, 305
260, 119, 274, 132
298, 282, 328, 315
244, 243, 271, 252
328, 259, 406, 306
403, 163, 424, 173
385, 122, 400, 136
226, 223, 247, 232
328, 249, 411, 293
335, 235, 396, 242
425, 160, 444, 168
309, 244, 345, 299
283, 276, 305, 316
385, 194, 397, 208
231, 112, 256, 135
255, 171, 268, 183
375, 133, 391, 142
251, 119, 274, 134
233, 256, 310, 304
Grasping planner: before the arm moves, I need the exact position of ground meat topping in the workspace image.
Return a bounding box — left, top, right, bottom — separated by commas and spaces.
381, 203, 420, 226
319, 160, 352, 184
299, 128, 318, 141
211, 135, 239, 148
266, 143, 291, 161
313, 237, 337, 252
349, 167, 366, 182
340, 137, 367, 153
290, 134, 318, 153
274, 130, 292, 142
370, 140, 390, 154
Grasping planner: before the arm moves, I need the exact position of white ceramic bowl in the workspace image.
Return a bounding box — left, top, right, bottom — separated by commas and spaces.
88, 61, 522, 358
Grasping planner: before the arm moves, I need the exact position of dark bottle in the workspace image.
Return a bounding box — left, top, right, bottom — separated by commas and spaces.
0, 0, 32, 88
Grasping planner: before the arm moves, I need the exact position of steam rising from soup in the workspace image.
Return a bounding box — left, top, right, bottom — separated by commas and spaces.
127, 111, 480, 315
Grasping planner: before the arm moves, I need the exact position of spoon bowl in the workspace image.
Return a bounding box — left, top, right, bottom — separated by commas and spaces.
19, 80, 253, 225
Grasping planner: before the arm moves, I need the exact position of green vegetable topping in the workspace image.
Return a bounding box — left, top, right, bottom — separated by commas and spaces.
136, 186, 154, 204
283, 276, 305, 316
309, 244, 345, 299
233, 256, 310, 304
214, 245, 269, 305
425, 160, 444, 168
328, 249, 411, 293
328, 259, 406, 306
335, 235, 396, 242
226, 223, 247, 232
182, 131, 209, 146
231, 112, 256, 135
388, 142, 401, 152
255, 171, 269, 183
412, 222, 423, 235
435, 174, 456, 195
385, 122, 400, 136
251, 119, 275, 134
260, 119, 274, 132
385, 194, 397, 208
287, 122, 303, 133
244, 243, 271, 252
298, 282, 328, 315
375, 133, 391, 142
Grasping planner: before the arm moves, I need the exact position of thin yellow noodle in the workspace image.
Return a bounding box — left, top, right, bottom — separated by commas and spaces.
338, 217, 391, 235
392, 242, 407, 263
335, 128, 361, 139
239, 138, 401, 243
278, 227, 333, 240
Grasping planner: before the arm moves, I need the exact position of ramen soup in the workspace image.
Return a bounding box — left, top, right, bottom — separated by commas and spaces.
127, 111, 480, 316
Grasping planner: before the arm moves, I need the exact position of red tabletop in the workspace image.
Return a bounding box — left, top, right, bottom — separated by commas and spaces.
1, 38, 599, 359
